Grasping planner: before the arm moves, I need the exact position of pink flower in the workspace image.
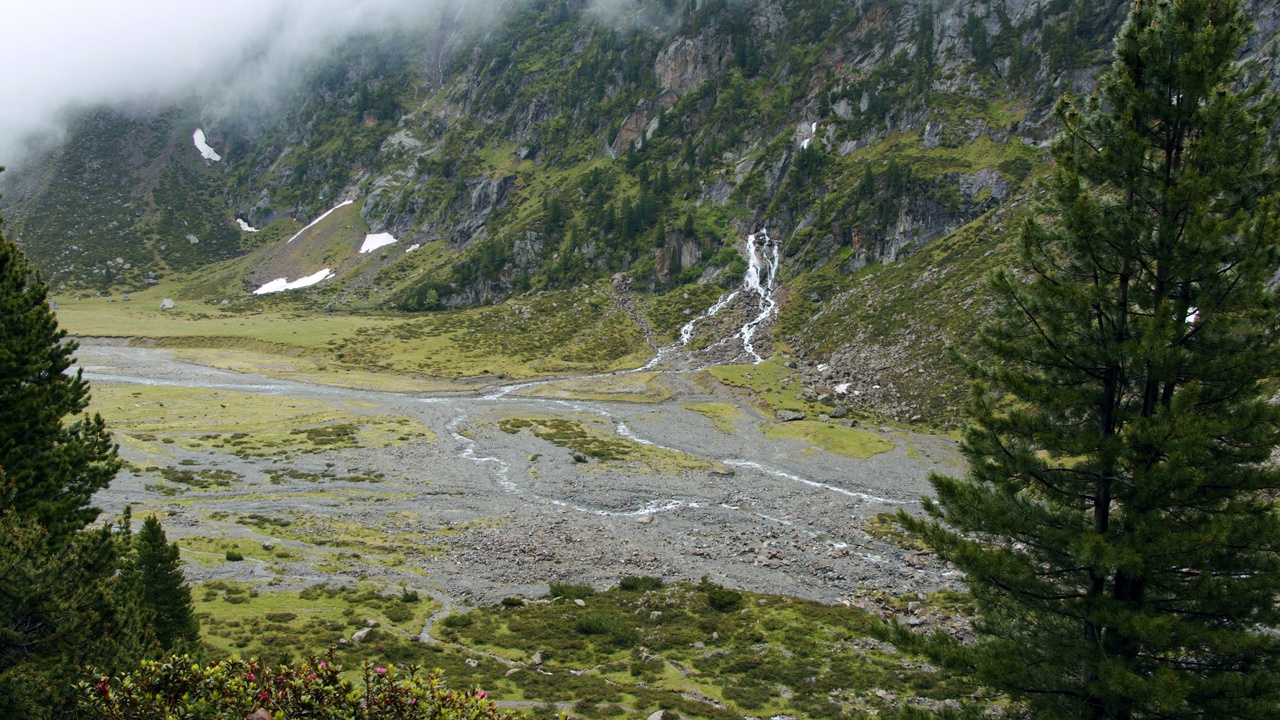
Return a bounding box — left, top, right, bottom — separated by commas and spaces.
376, 667, 387, 675
319, 662, 327, 668
309, 674, 317, 680
477, 690, 488, 699
246, 673, 256, 681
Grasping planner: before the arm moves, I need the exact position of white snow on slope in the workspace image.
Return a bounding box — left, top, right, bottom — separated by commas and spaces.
236, 218, 258, 232
405, 243, 421, 253
253, 269, 333, 295
287, 200, 354, 243
193, 129, 221, 161
360, 232, 397, 253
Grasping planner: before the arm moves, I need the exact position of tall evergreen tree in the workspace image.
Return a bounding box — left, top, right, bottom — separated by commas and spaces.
0, 506, 152, 719
902, 1, 1280, 718
0, 209, 120, 538
133, 515, 199, 650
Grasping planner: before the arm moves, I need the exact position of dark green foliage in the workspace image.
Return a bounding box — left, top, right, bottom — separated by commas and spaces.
704, 586, 742, 613
224, 550, 244, 561
0, 510, 152, 719
0, 216, 120, 539
134, 515, 199, 650
618, 575, 663, 592
548, 581, 596, 600
903, 1, 1280, 717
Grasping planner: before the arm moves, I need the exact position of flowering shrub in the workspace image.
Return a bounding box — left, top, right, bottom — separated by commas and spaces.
78, 652, 517, 720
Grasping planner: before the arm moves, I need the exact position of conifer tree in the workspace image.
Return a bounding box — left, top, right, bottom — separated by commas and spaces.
133, 515, 199, 650
0, 211, 120, 538
902, 1, 1280, 718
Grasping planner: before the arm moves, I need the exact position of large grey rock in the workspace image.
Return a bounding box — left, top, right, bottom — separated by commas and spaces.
351, 628, 372, 644
775, 410, 806, 422
160, 298, 175, 310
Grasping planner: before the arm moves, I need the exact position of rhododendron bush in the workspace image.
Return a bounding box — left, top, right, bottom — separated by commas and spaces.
78, 653, 516, 720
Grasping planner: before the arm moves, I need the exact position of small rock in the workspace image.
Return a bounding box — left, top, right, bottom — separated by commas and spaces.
574, 598, 586, 607
708, 467, 735, 477
649, 611, 662, 620
160, 298, 175, 310
505, 668, 522, 677
636, 514, 656, 525
465, 658, 478, 667
248, 710, 273, 720
364, 619, 379, 628
692, 641, 705, 648
262, 542, 275, 551
531, 650, 543, 665
830, 406, 848, 419
775, 410, 806, 422
351, 628, 371, 644
648, 711, 667, 720
907, 601, 921, 613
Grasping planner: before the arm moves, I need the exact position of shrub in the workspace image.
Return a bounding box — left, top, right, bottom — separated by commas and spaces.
549, 582, 596, 599
501, 596, 526, 608
225, 550, 244, 561
619, 576, 663, 592
400, 588, 420, 603
383, 602, 414, 624
440, 613, 473, 629
78, 654, 515, 720
706, 587, 743, 612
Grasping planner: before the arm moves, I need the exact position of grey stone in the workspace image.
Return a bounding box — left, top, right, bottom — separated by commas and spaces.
775, 410, 806, 422
160, 298, 175, 310
351, 628, 372, 644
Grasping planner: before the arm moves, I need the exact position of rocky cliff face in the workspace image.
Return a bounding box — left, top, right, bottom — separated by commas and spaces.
5, 0, 1280, 317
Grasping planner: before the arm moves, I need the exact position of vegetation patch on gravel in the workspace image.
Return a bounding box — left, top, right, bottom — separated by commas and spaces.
761, 421, 894, 460
90, 385, 435, 456
498, 415, 711, 472
682, 403, 742, 433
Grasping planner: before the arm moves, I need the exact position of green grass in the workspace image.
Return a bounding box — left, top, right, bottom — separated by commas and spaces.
761, 421, 894, 459
89, 385, 436, 457
682, 403, 742, 433
707, 358, 832, 418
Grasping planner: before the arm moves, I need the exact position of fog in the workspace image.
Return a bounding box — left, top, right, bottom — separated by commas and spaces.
0, 0, 499, 164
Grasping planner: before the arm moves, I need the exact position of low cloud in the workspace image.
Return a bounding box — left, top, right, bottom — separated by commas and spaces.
0, 0, 485, 164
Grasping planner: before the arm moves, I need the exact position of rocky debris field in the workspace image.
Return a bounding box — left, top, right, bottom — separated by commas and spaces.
79, 342, 966, 614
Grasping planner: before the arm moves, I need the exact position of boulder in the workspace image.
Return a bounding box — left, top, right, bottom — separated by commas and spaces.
351, 628, 372, 644
574, 598, 586, 607
530, 650, 543, 665
775, 410, 806, 422
829, 406, 848, 419
160, 298, 175, 310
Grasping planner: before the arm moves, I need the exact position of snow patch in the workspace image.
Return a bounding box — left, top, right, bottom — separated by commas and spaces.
287, 200, 355, 243
834, 382, 851, 395
253, 269, 334, 295
360, 232, 398, 254
236, 218, 258, 232
193, 129, 221, 161
405, 243, 421, 253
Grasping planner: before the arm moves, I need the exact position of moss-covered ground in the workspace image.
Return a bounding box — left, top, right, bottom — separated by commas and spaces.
188, 577, 989, 720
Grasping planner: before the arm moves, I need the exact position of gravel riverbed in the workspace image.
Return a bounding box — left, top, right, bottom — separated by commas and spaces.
77, 341, 965, 609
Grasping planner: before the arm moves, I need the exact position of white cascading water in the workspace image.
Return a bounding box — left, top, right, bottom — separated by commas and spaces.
735, 230, 780, 364
639, 229, 780, 369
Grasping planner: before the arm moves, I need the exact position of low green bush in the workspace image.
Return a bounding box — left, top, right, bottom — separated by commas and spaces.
549, 582, 596, 599
225, 550, 244, 561
79, 654, 514, 720
618, 576, 663, 592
